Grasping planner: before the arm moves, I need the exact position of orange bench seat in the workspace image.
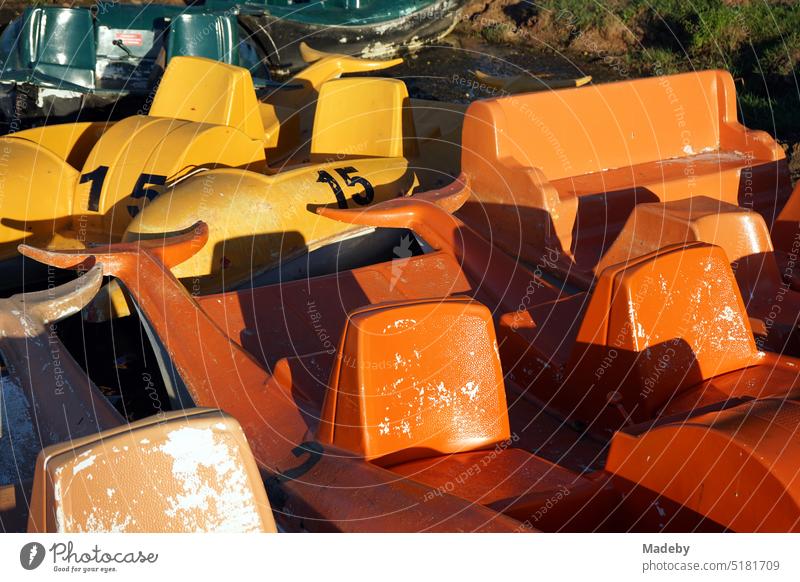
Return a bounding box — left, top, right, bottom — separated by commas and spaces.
458, 69, 791, 278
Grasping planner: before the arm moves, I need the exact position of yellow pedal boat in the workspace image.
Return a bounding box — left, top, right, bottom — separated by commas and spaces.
0, 44, 464, 292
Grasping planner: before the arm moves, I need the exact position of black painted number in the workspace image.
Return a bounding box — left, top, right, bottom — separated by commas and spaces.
316, 169, 347, 209
79, 165, 109, 212
79, 167, 168, 217
127, 173, 167, 217
335, 166, 374, 206
317, 166, 374, 209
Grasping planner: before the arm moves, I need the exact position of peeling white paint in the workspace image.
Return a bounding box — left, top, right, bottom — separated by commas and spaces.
460, 381, 480, 402
72, 454, 97, 476
158, 426, 263, 533
35, 88, 83, 108
382, 318, 418, 333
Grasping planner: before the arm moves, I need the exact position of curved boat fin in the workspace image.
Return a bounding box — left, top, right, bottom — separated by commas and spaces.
472, 69, 513, 89
21, 265, 104, 325
316, 173, 470, 228
299, 41, 404, 69
299, 41, 330, 64
473, 69, 592, 93
291, 42, 403, 93
317, 199, 428, 231
18, 222, 209, 274
0, 265, 125, 444
413, 175, 471, 212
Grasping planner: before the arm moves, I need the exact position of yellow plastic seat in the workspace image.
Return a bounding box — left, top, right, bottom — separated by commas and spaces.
149, 56, 264, 141
310, 77, 415, 161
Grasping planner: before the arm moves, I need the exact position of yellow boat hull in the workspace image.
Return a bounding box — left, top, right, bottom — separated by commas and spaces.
124, 157, 417, 292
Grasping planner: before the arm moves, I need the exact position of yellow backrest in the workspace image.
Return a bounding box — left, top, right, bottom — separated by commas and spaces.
149, 56, 264, 142
311, 77, 412, 160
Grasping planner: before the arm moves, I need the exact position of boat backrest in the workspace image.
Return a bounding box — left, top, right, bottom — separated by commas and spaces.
462, 70, 735, 181
598, 196, 775, 272
5, 7, 97, 89
165, 13, 239, 65
596, 196, 781, 296
317, 297, 510, 465
310, 77, 416, 160
607, 397, 800, 532
27, 408, 276, 533
149, 56, 264, 141
576, 243, 759, 415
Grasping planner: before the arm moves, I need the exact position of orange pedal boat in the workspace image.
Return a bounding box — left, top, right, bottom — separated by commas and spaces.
20, 184, 800, 531
0, 267, 275, 532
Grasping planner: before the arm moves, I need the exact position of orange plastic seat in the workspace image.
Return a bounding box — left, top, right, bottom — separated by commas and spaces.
596, 196, 800, 350
314, 295, 615, 528
27, 408, 276, 533
598, 196, 775, 277
500, 242, 764, 434
457, 70, 791, 277
569, 242, 762, 427
317, 297, 511, 465
607, 397, 800, 532
773, 181, 800, 289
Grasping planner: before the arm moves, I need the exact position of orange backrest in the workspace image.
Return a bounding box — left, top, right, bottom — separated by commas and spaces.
607, 397, 800, 532
462, 70, 735, 181
598, 196, 775, 273
27, 408, 276, 533
317, 297, 511, 465
576, 243, 758, 414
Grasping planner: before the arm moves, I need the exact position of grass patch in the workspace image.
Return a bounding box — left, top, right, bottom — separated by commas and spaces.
519, 0, 800, 139
480, 22, 512, 44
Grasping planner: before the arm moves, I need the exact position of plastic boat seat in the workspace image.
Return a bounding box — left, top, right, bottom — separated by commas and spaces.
27, 408, 276, 533
149, 56, 264, 141
568, 242, 761, 428
595, 196, 800, 346
607, 397, 800, 532
165, 13, 239, 63
499, 241, 764, 434
771, 182, 800, 291
315, 295, 611, 527
22, 7, 97, 90
598, 196, 777, 276
317, 297, 511, 465
458, 69, 790, 274
310, 77, 416, 161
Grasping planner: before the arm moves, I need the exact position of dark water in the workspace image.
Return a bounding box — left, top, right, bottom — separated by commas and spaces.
373, 33, 618, 103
